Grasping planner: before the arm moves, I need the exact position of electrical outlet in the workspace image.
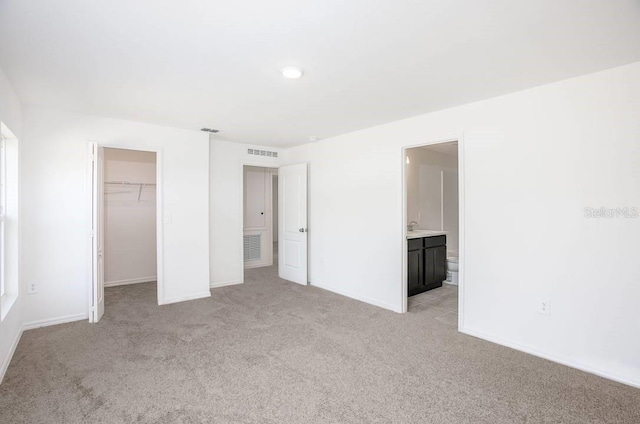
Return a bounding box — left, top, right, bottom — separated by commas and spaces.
538, 300, 550, 315
27, 282, 38, 294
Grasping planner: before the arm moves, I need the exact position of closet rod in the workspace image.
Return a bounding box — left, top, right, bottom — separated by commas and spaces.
105, 181, 156, 187
104, 181, 156, 201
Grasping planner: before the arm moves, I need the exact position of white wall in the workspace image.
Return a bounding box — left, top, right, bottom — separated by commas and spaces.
104, 148, 157, 285
0, 65, 22, 383
21, 107, 210, 326
209, 140, 280, 287
283, 61, 640, 387
406, 147, 459, 253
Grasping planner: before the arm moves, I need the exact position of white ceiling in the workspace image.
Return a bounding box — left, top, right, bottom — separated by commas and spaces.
1, 1, 639, 147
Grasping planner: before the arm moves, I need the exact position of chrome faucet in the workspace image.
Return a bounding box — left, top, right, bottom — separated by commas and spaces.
407, 221, 419, 231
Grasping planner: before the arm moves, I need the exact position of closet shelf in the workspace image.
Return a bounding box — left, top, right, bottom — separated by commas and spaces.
104, 181, 157, 201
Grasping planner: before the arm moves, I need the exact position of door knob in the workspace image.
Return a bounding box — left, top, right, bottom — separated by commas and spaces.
299, 228, 304, 232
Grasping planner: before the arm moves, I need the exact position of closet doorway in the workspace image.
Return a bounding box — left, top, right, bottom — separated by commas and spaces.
90, 144, 160, 322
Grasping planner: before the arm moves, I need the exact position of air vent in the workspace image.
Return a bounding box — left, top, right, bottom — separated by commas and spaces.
243, 234, 262, 262
200, 128, 220, 133
247, 148, 277, 158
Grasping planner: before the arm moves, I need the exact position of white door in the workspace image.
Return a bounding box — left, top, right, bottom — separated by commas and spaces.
91, 143, 105, 322
278, 163, 308, 285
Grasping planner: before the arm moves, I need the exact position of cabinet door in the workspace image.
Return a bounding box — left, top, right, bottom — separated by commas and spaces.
407, 248, 423, 296
424, 247, 435, 286
424, 245, 446, 289
433, 245, 447, 283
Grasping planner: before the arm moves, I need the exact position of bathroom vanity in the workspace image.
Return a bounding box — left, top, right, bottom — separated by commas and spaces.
407, 232, 447, 296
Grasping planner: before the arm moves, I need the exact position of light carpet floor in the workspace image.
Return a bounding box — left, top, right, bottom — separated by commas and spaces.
1, 266, 639, 423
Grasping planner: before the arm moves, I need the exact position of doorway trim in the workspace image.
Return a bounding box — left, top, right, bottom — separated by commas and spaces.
238, 162, 279, 284
401, 135, 465, 330
87, 142, 164, 321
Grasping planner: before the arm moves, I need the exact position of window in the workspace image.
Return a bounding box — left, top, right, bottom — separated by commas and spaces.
0, 122, 17, 321
0, 132, 5, 299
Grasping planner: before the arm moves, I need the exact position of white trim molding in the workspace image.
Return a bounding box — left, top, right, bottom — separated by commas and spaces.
104, 277, 157, 288
210, 280, 242, 289
311, 281, 401, 313
22, 313, 88, 331
158, 291, 211, 306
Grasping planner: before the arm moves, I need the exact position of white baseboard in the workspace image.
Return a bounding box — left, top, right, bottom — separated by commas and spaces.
104, 277, 157, 287
0, 325, 23, 384
158, 291, 211, 305
210, 280, 242, 289
244, 261, 273, 270
460, 326, 640, 389
22, 313, 88, 331
310, 281, 402, 313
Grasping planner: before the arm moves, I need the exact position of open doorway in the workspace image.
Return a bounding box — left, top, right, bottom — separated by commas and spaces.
243, 165, 277, 270
104, 148, 157, 284
403, 140, 462, 324
90, 145, 160, 322
241, 162, 308, 286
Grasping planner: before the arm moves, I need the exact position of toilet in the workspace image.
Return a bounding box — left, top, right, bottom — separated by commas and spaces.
445, 252, 459, 285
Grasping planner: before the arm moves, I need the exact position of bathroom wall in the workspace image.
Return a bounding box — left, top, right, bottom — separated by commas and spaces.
406, 146, 459, 253
104, 148, 157, 286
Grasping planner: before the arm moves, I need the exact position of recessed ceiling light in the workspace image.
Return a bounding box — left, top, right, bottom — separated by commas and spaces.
281, 66, 304, 79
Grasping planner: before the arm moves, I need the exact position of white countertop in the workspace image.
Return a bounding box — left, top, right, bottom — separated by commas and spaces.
406, 230, 447, 239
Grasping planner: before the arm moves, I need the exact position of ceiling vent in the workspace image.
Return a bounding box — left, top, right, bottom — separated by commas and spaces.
200, 128, 220, 133
247, 148, 278, 158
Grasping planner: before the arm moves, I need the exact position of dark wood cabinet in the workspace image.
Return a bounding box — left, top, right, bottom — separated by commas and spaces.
407, 247, 424, 297
408, 235, 446, 297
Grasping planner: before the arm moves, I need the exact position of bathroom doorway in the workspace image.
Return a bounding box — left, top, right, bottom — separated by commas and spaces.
402, 139, 463, 324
